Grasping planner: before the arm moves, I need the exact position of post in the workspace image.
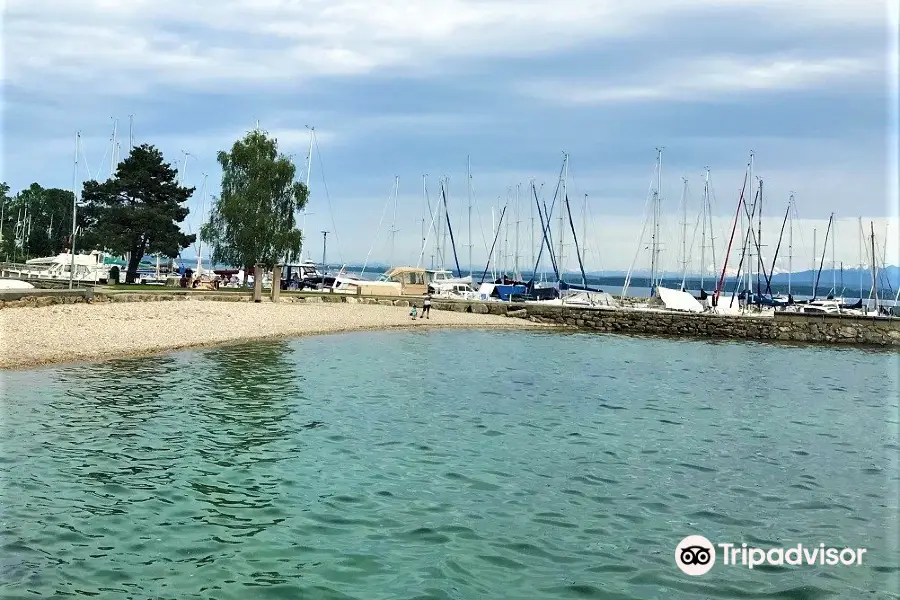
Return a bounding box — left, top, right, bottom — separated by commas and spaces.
253, 264, 263, 302
270, 265, 282, 302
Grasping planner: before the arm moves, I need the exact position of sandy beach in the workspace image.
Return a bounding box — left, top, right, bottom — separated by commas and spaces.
0, 299, 550, 369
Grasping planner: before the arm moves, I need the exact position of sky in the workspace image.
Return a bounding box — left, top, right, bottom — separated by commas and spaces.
2, 0, 898, 274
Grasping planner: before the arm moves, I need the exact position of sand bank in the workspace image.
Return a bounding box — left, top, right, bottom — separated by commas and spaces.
0, 299, 550, 369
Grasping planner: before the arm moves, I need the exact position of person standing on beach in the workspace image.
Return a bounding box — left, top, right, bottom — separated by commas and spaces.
420, 291, 432, 319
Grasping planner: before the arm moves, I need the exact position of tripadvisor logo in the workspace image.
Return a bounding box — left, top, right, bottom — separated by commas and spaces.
675, 535, 867, 576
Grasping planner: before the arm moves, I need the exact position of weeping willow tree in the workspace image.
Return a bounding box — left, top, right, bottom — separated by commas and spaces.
201, 129, 309, 280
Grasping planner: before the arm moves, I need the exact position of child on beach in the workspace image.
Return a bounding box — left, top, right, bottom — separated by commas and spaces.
410, 305, 418, 319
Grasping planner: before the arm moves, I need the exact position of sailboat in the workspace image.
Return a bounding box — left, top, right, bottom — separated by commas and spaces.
372, 172, 473, 297
517, 153, 615, 308
623, 148, 665, 299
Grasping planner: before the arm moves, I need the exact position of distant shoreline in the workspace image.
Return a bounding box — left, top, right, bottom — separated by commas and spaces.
0, 300, 552, 370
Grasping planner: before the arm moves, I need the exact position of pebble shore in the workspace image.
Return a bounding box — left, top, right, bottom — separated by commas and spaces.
0, 299, 551, 369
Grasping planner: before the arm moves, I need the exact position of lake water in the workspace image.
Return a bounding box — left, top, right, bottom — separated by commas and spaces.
1, 331, 898, 599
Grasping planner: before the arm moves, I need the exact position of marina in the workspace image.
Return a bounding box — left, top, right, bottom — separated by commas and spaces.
2, 2, 897, 598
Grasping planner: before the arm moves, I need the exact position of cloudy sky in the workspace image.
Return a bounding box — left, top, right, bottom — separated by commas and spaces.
3, 0, 898, 274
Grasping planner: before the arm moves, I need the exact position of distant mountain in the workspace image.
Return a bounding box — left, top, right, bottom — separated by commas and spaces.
770, 266, 899, 287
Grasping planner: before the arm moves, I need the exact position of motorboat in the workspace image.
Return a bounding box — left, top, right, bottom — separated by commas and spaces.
435, 283, 479, 300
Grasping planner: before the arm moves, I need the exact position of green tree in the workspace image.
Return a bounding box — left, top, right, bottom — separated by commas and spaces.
80, 144, 196, 283
201, 129, 308, 278
0, 182, 13, 259
0, 183, 75, 260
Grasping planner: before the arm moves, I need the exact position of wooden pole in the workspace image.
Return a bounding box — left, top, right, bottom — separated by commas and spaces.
270, 265, 282, 302
253, 264, 263, 302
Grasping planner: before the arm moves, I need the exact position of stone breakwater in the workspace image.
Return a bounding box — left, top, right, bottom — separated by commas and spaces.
2, 290, 898, 347
432, 299, 900, 347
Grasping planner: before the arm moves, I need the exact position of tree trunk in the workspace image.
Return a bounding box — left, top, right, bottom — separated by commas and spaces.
125, 238, 147, 283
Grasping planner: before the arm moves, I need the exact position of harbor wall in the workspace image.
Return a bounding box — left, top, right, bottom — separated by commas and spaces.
429, 300, 900, 347
1, 289, 898, 347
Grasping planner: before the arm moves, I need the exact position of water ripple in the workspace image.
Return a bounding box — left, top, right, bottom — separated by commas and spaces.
1, 330, 897, 599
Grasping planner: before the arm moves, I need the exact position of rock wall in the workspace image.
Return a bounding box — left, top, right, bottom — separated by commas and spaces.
0, 290, 412, 310
431, 300, 900, 347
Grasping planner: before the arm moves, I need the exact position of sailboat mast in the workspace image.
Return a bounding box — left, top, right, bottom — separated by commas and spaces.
421, 175, 426, 255
389, 176, 399, 268
650, 148, 662, 291
490, 206, 495, 279
700, 168, 710, 289
302, 127, 314, 247
530, 179, 535, 279
707, 169, 716, 292
699, 176, 706, 289
680, 176, 688, 289
196, 173, 208, 275
558, 153, 568, 281
812, 227, 817, 279
747, 151, 754, 293
416, 174, 428, 266
435, 179, 442, 269
870, 221, 878, 312
831, 218, 836, 295
129, 114, 134, 149
180, 151, 190, 187
441, 178, 450, 270
756, 177, 763, 297
788, 194, 794, 296
467, 156, 473, 277
582, 193, 587, 275
504, 187, 511, 276
69, 131, 80, 289
514, 183, 521, 280
858, 216, 864, 297
110, 118, 119, 176
813, 213, 834, 299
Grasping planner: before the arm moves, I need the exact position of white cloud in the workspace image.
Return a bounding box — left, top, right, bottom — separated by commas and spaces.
2, 0, 886, 94
2, 0, 892, 268
519, 55, 878, 105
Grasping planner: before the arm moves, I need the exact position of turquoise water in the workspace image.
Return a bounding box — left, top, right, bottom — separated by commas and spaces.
1, 330, 898, 599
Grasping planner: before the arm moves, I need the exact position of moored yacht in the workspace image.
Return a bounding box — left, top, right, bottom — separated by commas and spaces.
2, 251, 113, 284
